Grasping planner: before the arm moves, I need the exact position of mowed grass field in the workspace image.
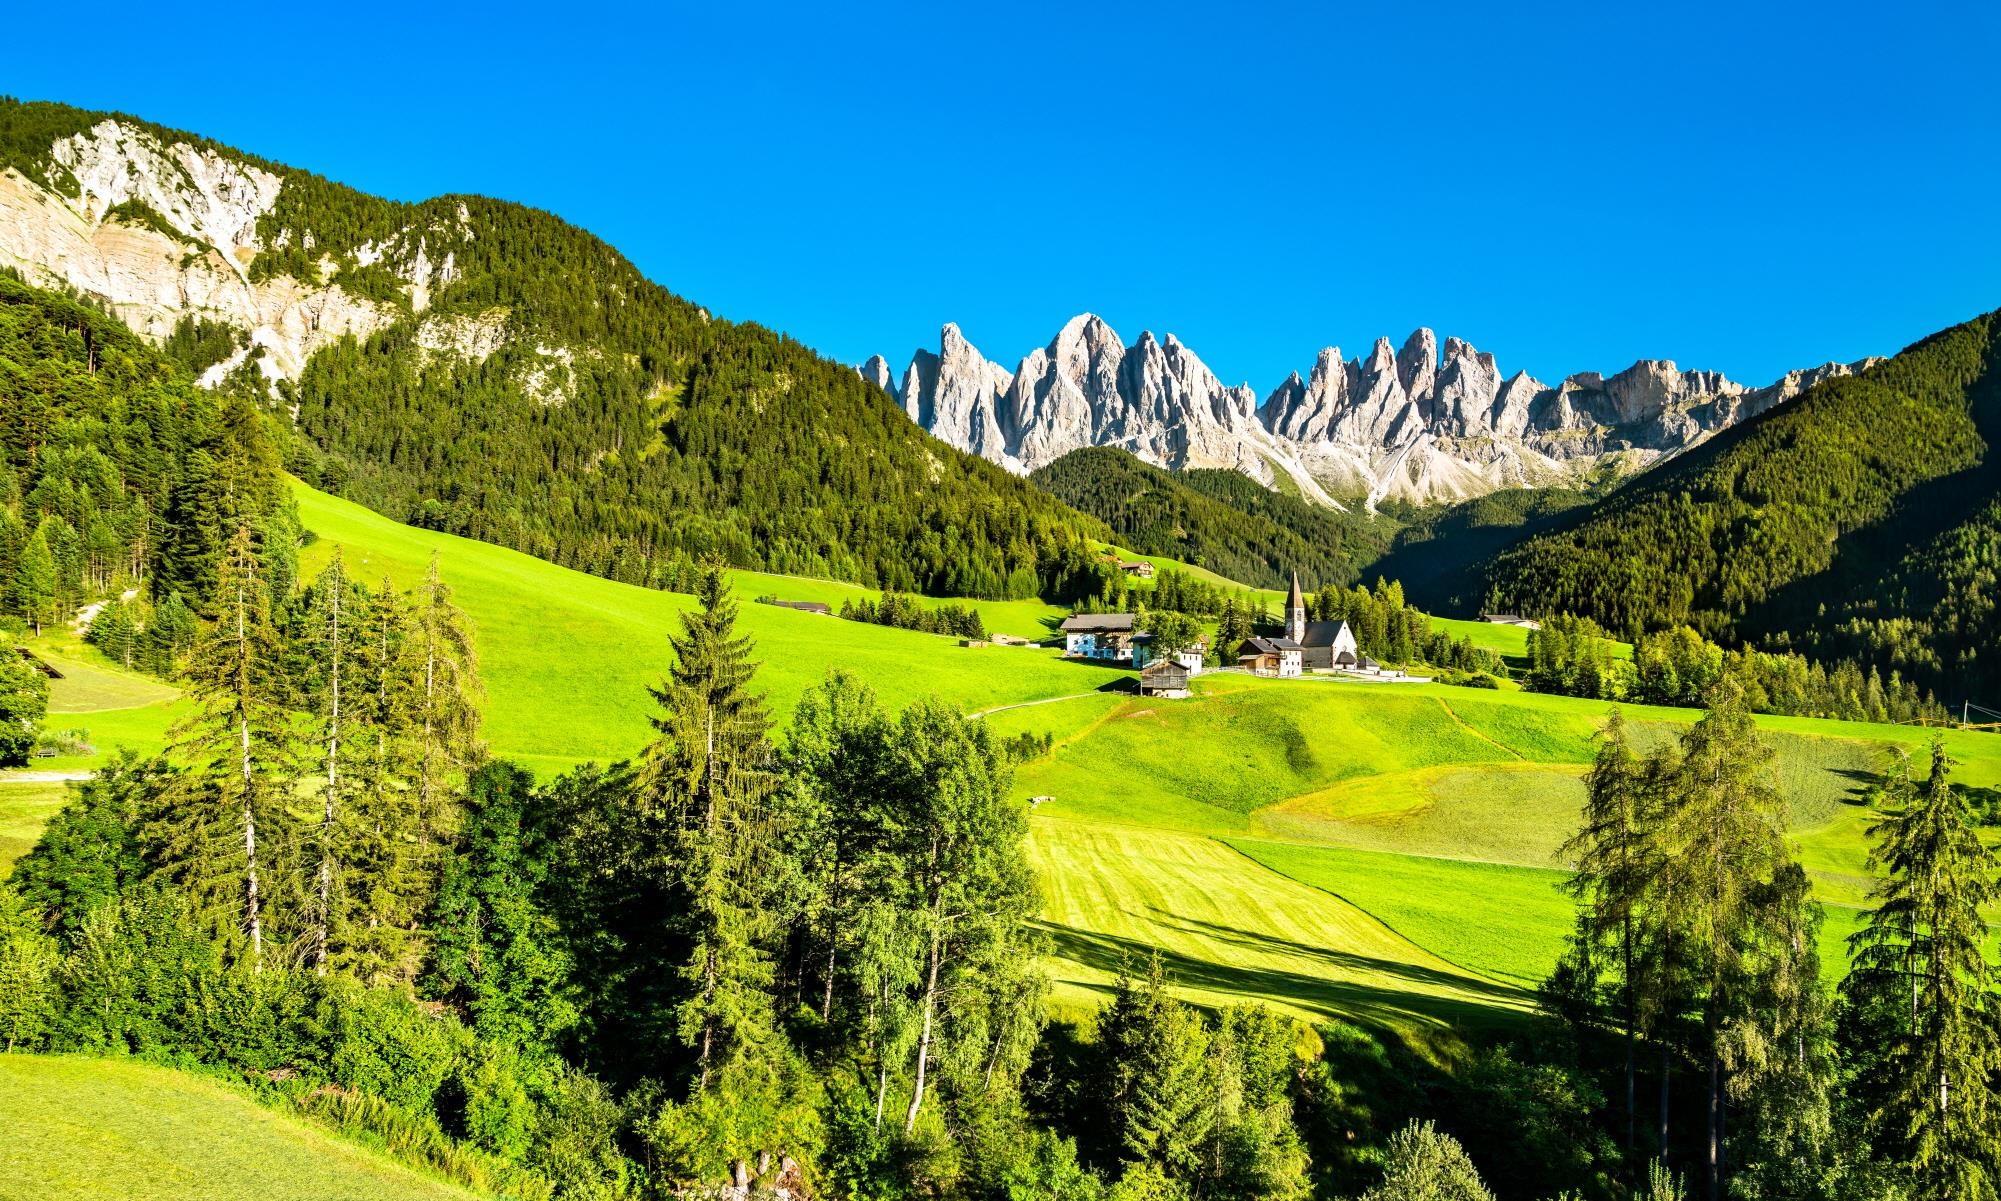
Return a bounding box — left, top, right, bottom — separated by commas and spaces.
1001, 670, 2001, 1031
0, 1057, 479, 1201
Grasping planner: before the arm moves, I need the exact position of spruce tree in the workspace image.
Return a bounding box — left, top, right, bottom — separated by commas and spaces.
1845, 738, 2001, 1200
161, 524, 295, 970
642, 565, 782, 1093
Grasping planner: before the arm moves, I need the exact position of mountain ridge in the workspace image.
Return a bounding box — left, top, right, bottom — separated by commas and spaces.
869, 314, 1877, 506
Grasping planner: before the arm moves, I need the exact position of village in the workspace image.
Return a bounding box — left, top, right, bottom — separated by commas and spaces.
1058, 571, 1430, 698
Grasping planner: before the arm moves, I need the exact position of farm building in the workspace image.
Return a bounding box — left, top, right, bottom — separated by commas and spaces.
760, 598, 833, 615
1236, 635, 1303, 678
1117, 559, 1156, 579
1061, 612, 1139, 661
1139, 658, 1192, 697
1480, 613, 1541, 630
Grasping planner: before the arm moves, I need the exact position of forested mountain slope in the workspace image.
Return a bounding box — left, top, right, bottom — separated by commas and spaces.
1482, 308, 2001, 697
0, 99, 1107, 599
0, 269, 285, 623
1029, 445, 1395, 589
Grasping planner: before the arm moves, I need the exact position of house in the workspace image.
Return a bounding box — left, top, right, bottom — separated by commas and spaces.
1480, 613, 1541, 630
760, 598, 833, 616
1060, 612, 1139, 661
1282, 573, 1360, 671
1117, 559, 1157, 579
1174, 637, 1208, 677
1139, 658, 1192, 697
1236, 635, 1303, 678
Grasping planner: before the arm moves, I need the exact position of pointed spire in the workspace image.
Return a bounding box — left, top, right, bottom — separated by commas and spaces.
1286, 570, 1306, 642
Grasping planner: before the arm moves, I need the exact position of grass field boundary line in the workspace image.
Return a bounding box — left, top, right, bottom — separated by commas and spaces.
1211, 836, 1534, 996
1429, 695, 1527, 761
1226, 833, 1566, 874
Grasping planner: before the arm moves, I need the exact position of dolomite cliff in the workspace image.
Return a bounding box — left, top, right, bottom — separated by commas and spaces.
872, 317, 1875, 506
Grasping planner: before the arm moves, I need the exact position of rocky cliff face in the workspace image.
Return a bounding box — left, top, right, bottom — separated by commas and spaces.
0, 117, 557, 397
871, 318, 1876, 506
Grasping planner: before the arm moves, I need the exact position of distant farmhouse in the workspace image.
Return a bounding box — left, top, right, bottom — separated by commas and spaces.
1060, 612, 1206, 676
1117, 559, 1156, 579
758, 598, 834, 616
1480, 613, 1541, 630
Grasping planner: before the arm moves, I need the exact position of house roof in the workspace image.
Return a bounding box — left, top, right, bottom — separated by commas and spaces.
1298, 619, 1352, 647
1060, 612, 1136, 633
1237, 636, 1301, 656
1141, 658, 1188, 677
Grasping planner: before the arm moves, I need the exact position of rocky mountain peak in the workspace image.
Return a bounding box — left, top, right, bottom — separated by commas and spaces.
874, 314, 1877, 507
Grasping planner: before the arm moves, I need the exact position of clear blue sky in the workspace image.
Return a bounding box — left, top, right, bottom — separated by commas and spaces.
5, 1, 1997, 389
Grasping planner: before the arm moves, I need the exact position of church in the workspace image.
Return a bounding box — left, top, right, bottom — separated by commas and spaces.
1236, 572, 1361, 675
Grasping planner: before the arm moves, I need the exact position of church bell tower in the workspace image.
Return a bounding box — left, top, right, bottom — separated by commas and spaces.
1286, 570, 1306, 642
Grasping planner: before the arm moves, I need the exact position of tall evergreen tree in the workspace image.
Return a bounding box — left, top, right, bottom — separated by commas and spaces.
1656, 678, 1789, 1201
161, 524, 295, 970
1844, 738, 2001, 1200
14, 520, 56, 632
301, 551, 363, 975
642, 565, 783, 1093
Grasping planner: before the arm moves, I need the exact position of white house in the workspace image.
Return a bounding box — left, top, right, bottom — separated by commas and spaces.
1236, 636, 1303, 678
1060, 612, 1138, 661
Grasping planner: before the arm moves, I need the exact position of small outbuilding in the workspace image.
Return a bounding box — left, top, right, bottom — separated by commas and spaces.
1480, 613, 1541, 630
1139, 658, 1192, 697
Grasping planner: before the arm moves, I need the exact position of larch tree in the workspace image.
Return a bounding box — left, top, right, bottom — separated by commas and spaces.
1561, 706, 1654, 1149
882, 697, 1039, 1135
410, 551, 483, 839
345, 574, 427, 982
301, 551, 364, 975
1844, 738, 2001, 1201
162, 524, 295, 971
1656, 677, 1789, 1201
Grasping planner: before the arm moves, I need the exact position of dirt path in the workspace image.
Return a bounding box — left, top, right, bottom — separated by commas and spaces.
0, 770, 93, 783
964, 692, 1106, 720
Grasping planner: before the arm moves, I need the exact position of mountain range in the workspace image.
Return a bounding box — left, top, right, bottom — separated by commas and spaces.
866, 316, 1876, 506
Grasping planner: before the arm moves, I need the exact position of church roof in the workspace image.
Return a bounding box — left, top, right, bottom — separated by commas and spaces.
1287, 570, 1304, 615
1298, 620, 1352, 648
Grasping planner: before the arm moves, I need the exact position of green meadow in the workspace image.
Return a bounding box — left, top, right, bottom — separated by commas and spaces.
0, 1057, 479, 1201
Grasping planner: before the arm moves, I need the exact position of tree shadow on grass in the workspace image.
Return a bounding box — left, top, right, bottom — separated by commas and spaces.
1036, 911, 1529, 1040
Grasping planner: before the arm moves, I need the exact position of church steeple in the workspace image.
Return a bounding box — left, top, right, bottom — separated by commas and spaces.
1286, 570, 1306, 642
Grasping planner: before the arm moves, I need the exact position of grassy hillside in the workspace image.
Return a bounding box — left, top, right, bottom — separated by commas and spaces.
0, 1057, 478, 1201
994, 671, 2001, 1024
290, 481, 1124, 776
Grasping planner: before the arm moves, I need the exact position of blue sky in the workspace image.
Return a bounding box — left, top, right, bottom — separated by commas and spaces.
5, 1, 1997, 389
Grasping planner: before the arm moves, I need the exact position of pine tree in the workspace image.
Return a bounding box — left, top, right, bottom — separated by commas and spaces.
642, 565, 782, 1093
161, 524, 295, 970
1845, 738, 2001, 1200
